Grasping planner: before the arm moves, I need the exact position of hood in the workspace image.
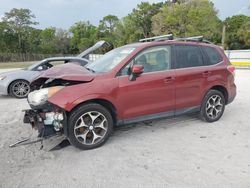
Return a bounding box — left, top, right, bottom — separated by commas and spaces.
0, 69, 26, 76
77, 40, 111, 58
36, 63, 95, 82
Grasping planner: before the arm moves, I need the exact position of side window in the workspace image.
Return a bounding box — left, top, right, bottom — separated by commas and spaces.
175, 45, 204, 69
202, 46, 223, 65
47, 60, 65, 67
120, 46, 171, 75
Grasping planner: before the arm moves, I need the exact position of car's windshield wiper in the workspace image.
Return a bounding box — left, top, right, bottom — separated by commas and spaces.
86, 67, 95, 73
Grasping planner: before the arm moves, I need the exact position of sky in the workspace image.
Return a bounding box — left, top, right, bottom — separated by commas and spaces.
0, 0, 249, 29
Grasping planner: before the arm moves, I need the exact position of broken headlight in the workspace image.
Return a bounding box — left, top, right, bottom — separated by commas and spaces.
28, 86, 64, 106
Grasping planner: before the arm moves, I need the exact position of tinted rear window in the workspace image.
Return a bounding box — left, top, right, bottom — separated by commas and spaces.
202, 46, 223, 65
175, 45, 204, 69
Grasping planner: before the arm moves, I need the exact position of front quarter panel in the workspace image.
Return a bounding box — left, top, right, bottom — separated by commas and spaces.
0, 70, 40, 95
48, 77, 119, 113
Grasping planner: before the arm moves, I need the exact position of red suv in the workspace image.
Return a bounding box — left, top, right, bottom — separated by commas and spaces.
24, 36, 236, 150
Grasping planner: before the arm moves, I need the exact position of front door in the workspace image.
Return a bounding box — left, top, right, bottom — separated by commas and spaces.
117, 45, 176, 120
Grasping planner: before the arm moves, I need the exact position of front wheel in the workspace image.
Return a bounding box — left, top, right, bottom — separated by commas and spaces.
9, 80, 30, 98
68, 103, 113, 150
200, 90, 225, 122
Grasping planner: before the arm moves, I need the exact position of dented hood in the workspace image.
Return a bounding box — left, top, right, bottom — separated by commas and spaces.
36, 63, 95, 82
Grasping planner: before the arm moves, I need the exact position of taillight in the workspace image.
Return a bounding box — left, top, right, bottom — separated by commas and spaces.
227, 65, 235, 77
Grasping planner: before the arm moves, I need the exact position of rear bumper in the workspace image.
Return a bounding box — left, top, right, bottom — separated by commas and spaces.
227, 83, 236, 105
227, 95, 236, 105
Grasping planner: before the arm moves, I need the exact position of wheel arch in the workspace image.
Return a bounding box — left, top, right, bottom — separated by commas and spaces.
69, 98, 118, 125
208, 85, 229, 104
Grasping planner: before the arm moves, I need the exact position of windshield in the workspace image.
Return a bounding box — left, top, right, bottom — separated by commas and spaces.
86, 47, 136, 73
27, 61, 43, 70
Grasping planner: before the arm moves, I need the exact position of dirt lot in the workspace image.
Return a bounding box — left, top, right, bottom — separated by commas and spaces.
0, 69, 249, 188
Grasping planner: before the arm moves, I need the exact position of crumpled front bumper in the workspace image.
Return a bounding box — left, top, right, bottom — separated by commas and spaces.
23, 103, 68, 138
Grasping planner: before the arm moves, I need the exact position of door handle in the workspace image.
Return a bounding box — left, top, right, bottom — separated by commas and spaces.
202, 71, 211, 77
164, 76, 175, 83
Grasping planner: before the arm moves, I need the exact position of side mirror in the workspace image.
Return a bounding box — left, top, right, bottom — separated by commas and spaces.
37, 66, 43, 71
129, 65, 144, 81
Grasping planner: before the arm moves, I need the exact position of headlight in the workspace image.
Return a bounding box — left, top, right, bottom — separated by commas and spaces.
0, 76, 6, 80
28, 86, 64, 106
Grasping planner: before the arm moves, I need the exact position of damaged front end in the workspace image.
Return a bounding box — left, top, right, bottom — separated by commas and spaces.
21, 63, 95, 149
23, 103, 66, 138
22, 84, 69, 150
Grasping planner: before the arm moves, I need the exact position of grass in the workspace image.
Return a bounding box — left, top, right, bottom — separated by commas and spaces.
0, 61, 36, 69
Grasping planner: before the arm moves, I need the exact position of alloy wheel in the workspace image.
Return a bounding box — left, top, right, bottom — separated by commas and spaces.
205, 94, 223, 120
11, 81, 30, 98
74, 111, 108, 145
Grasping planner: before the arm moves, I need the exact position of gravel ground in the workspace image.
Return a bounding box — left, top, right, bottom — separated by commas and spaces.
0, 69, 249, 188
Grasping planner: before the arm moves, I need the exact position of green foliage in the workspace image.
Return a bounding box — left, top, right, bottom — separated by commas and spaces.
130, 2, 164, 38
114, 16, 142, 46
225, 15, 250, 49
70, 21, 97, 53
99, 15, 119, 34
152, 0, 222, 41
2, 8, 38, 54
0, 4, 250, 60
113, 2, 164, 46
39, 28, 57, 53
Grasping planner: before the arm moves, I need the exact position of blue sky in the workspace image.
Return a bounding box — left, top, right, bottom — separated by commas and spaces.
0, 0, 249, 29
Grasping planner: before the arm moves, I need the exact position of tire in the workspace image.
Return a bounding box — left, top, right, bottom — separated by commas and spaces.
9, 80, 30, 98
68, 103, 113, 150
200, 89, 225, 122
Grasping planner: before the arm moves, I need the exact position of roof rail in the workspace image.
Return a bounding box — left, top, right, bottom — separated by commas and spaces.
139, 34, 213, 44
139, 34, 173, 42
175, 36, 213, 44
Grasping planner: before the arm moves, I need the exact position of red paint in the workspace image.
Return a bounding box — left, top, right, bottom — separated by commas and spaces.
37, 63, 95, 82
47, 41, 236, 122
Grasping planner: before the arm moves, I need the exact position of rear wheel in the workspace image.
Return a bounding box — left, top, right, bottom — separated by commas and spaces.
9, 80, 30, 98
200, 90, 225, 122
68, 103, 113, 150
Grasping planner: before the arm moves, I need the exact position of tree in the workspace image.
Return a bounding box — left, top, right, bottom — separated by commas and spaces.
237, 21, 250, 47
99, 15, 119, 34
2, 8, 38, 54
70, 21, 97, 52
152, 0, 222, 42
130, 2, 164, 38
54, 28, 71, 54
39, 27, 57, 53
225, 15, 250, 49
113, 2, 164, 46
98, 15, 119, 47
26, 28, 42, 54
114, 16, 142, 46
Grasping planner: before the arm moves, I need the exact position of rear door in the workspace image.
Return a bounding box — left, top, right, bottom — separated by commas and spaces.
173, 45, 208, 113
117, 45, 176, 120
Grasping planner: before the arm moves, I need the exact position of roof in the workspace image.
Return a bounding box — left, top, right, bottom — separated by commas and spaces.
42, 56, 87, 61
123, 40, 220, 51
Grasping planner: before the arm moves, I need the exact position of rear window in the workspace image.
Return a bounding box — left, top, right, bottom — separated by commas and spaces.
202, 46, 223, 65
174, 45, 204, 69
